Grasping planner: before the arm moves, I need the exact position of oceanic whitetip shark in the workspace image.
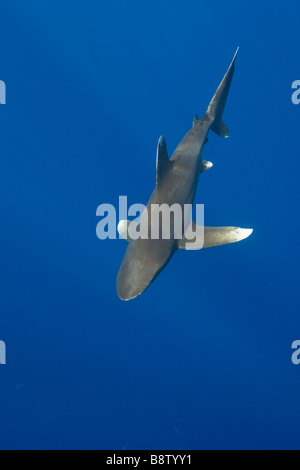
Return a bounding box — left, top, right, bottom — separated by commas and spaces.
117, 49, 253, 301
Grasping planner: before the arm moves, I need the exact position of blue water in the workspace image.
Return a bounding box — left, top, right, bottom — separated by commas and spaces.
1, 0, 300, 450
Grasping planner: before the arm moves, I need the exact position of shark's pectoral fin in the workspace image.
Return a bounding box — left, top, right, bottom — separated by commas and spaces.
119, 219, 253, 248
202, 226, 253, 247
156, 136, 173, 186
178, 222, 253, 250
117, 220, 138, 241
211, 119, 230, 138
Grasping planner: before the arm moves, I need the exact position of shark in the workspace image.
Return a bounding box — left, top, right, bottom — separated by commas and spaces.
117, 49, 253, 301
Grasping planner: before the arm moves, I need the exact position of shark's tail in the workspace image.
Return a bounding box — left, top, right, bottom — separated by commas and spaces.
206, 48, 239, 138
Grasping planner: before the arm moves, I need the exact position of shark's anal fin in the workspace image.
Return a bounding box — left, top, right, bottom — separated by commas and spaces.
178, 222, 253, 250
156, 136, 173, 186
117, 220, 138, 241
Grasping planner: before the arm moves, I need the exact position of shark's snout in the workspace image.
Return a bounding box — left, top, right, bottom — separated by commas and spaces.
117, 277, 146, 301
117, 263, 155, 301
117, 238, 174, 301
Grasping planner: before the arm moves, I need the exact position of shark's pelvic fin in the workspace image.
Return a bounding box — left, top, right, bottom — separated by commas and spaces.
156, 136, 173, 186
201, 159, 213, 172
178, 221, 253, 250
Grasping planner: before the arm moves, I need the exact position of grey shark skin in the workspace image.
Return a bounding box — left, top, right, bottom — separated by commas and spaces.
117, 49, 253, 301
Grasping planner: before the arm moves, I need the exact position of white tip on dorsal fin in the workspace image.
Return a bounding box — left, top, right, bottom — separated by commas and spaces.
156, 136, 173, 187
178, 222, 253, 250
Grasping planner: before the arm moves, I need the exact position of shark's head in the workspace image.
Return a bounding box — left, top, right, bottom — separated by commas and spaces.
117, 238, 175, 301
117, 253, 157, 301
117, 265, 153, 301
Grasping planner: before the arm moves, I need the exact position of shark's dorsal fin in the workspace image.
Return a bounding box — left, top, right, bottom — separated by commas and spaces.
193, 114, 200, 126
178, 222, 253, 250
156, 136, 173, 186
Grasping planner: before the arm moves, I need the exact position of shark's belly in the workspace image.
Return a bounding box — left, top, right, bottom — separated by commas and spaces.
117, 164, 200, 301
146, 169, 199, 233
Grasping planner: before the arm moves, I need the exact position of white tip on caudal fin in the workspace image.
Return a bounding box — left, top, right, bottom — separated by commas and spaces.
211, 120, 230, 138
178, 223, 253, 250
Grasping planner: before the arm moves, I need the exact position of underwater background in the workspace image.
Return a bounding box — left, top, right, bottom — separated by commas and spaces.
1, 0, 300, 450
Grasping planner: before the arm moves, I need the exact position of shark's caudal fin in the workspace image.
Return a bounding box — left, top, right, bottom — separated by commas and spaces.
178, 221, 253, 250
206, 48, 239, 139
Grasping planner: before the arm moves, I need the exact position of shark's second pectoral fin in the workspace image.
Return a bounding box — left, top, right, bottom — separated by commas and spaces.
178, 222, 253, 250
156, 136, 173, 186
118, 220, 138, 241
